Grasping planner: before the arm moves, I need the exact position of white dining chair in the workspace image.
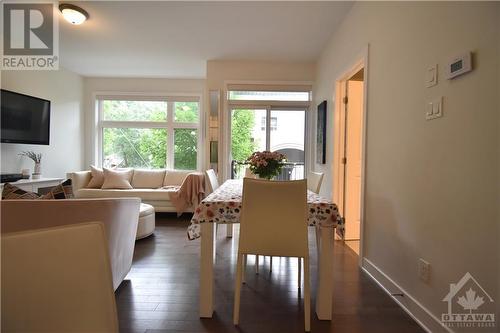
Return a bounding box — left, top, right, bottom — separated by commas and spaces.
307, 171, 324, 194
205, 168, 220, 193
244, 167, 258, 268
233, 178, 310, 332
264, 171, 323, 280
1, 222, 119, 332
243, 168, 260, 272
205, 169, 233, 237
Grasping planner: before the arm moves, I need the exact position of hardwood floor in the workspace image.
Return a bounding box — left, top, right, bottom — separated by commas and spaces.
344, 240, 360, 256
116, 213, 424, 333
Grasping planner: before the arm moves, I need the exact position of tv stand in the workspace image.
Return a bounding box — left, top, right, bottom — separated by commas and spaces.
0, 177, 63, 193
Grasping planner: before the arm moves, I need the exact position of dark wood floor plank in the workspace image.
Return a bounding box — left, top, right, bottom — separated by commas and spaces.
116, 213, 423, 333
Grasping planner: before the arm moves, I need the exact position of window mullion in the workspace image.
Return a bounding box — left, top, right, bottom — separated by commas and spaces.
167, 101, 174, 169
100, 121, 169, 129
172, 122, 199, 129
98, 100, 103, 166
265, 107, 271, 151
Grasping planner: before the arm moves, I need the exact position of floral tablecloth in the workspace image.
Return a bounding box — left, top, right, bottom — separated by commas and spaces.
187, 179, 344, 240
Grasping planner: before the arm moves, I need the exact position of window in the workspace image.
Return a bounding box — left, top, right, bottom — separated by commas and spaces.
98, 96, 200, 170
228, 90, 309, 102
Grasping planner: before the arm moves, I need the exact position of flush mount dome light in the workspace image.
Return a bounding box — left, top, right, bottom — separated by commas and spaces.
59, 4, 89, 25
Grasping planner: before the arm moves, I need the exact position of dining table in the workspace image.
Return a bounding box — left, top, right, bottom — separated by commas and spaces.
187, 179, 344, 320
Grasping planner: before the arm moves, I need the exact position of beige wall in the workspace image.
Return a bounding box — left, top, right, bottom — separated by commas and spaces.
314, 2, 499, 329
497, 3, 500, 319
207, 60, 315, 89
1, 68, 84, 177
82, 77, 206, 168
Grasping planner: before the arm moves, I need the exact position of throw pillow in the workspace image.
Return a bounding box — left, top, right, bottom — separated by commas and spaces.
163, 170, 189, 186
41, 179, 74, 199
2, 183, 41, 199
131, 169, 166, 188
101, 168, 133, 189
87, 165, 105, 188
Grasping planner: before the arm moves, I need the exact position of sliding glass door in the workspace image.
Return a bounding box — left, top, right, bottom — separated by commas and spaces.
230, 108, 305, 180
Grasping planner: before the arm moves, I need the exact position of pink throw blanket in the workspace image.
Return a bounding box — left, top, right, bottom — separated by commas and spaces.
166, 173, 205, 216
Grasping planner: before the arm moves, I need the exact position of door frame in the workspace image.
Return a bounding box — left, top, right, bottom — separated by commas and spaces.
332, 46, 369, 265
220, 81, 313, 180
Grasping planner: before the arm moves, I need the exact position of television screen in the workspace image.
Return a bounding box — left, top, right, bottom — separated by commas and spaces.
1, 89, 50, 145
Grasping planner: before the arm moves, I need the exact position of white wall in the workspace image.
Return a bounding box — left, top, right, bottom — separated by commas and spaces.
82, 77, 206, 168
1, 68, 84, 178
314, 2, 499, 331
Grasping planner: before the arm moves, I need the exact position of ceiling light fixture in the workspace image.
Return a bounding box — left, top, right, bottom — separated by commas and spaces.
59, 3, 89, 25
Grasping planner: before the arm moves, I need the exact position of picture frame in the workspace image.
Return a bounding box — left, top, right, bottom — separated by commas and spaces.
210, 141, 218, 164
316, 100, 327, 164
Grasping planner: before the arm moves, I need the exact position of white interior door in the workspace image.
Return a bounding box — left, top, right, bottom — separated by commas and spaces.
343, 80, 363, 241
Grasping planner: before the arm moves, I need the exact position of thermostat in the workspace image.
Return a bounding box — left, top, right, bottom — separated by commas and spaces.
446, 52, 472, 79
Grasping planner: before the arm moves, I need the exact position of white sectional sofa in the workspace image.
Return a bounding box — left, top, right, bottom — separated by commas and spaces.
1, 198, 140, 291
71, 169, 193, 213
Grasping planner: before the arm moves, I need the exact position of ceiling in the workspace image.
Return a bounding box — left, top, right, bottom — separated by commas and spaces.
60, 1, 353, 78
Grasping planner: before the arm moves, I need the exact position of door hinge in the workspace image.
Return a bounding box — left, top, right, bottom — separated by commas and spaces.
341, 157, 347, 164
343, 96, 348, 104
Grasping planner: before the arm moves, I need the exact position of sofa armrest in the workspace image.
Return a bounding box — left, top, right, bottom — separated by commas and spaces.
70, 171, 92, 193
1, 198, 141, 290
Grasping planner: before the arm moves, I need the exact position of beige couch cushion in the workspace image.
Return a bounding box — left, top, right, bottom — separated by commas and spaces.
131, 169, 166, 189
87, 166, 105, 188
163, 170, 190, 186
77, 188, 174, 201
139, 203, 155, 217
102, 168, 133, 189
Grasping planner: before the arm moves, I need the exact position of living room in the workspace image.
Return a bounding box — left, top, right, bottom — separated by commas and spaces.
1, 1, 499, 333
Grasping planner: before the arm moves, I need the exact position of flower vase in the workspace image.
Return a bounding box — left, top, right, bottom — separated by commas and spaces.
33, 163, 42, 179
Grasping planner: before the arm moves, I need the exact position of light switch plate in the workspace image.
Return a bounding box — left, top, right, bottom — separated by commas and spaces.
426, 64, 438, 88
426, 97, 443, 120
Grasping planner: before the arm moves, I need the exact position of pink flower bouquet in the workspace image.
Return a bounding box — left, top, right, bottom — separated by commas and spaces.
246, 151, 286, 180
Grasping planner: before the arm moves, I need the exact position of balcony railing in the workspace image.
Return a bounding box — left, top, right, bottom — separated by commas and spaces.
231, 160, 305, 181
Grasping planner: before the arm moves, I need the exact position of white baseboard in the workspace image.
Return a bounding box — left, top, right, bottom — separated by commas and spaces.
361, 258, 453, 333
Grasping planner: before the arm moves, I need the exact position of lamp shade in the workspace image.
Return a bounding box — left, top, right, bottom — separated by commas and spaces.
59, 4, 88, 25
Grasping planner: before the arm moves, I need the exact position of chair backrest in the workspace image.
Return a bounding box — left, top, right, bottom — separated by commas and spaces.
244, 167, 257, 179
205, 169, 219, 193
1, 222, 119, 332
238, 178, 308, 258
307, 171, 324, 194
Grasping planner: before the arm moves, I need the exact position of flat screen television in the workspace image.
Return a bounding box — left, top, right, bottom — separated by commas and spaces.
1, 89, 50, 145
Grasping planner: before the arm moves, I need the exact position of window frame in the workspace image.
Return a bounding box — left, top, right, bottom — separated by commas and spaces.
95, 93, 202, 171
224, 83, 312, 180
